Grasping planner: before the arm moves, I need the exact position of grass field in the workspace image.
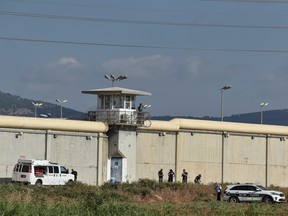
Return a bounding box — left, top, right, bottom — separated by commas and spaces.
0, 179, 288, 216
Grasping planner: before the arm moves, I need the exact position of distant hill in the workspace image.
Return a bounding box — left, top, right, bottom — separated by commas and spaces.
1, 91, 288, 126
0, 91, 85, 119
152, 109, 288, 126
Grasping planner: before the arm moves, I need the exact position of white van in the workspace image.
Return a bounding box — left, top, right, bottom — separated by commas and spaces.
12, 159, 75, 185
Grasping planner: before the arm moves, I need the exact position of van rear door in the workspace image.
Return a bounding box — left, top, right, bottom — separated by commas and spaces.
19, 163, 31, 183
12, 163, 21, 182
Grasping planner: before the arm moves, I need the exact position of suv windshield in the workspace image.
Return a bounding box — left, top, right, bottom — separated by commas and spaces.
257, 185, 268, 190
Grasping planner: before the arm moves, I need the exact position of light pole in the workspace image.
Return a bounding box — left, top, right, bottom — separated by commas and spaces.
56, 99, 67, 118
260, 102, 269, 124
32, 102, 42, 118
104, 75, 127, 87
220, 85, 232, 121
143, 104, 151, 110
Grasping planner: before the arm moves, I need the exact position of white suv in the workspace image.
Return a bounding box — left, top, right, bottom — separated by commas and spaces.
223, 184, 285, 203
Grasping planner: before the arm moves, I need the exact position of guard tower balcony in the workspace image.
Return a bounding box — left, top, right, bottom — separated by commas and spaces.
88, 110, 150, 126
82, 86, 151, 127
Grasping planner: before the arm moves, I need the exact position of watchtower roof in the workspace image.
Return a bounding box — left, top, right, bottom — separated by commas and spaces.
82, 86, 151, 96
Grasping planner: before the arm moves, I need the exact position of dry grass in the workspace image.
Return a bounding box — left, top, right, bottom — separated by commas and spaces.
137, 184, 215, 204
0, 181, 288, 215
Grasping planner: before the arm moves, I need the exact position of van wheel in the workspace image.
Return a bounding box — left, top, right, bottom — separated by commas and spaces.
262, 196, 273, 204
67, 179, 73, 184
229, 196, 239, 203
35, 180, 42, 186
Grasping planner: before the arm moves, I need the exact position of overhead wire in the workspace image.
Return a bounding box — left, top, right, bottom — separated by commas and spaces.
2, 2, 288, 54
1, 10, 288, 29
1, 36, 288, 53
6, 0, 288, 16
7, 0, 192, 13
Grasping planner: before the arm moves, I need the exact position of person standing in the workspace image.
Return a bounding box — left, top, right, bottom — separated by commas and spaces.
214, 182, 222, 201
194, 174, 201, 184
181, 169, 188, 183
137, 103, 143, 112
71, 169, 78, 181
168, 169, 175, 182
158, 168, 164, 182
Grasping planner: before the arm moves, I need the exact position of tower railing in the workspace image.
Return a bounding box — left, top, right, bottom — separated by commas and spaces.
88, 110, 150, 126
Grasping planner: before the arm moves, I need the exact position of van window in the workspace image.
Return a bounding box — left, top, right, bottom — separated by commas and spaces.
40, 166, 47, 175
60, 166, 68, 174
13, 164, 20, 171
48, 166, 53, 174
21, 164, 30, 173
54, 166, 59, 174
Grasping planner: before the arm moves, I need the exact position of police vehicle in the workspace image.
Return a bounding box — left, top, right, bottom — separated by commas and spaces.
223, 183, 285, 203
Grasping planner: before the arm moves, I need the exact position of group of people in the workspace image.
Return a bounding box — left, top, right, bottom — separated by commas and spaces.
158, 168, 202, 184
158, 169, 222, 201
158, 169, 176, 183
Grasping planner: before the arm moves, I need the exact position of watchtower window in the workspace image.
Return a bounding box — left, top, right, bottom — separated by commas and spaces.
113, 96, 124, 109
105, 96, 111, 109
125, 96, 131, 109
96, 95, 136, 110
97, 96, 104, 109
131, 96, 135, 109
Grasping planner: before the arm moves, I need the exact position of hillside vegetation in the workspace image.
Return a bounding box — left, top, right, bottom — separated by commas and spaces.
0, 179, 288, 216
0, 91, 85, 119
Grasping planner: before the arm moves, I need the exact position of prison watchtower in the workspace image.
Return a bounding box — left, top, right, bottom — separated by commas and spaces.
82, 75, 151, 182
82, 76, 151, 126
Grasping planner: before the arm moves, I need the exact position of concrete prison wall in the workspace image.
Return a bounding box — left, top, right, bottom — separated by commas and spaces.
0, 116, 109, 185
1, 115, 288, 187
137, 119, 288, 187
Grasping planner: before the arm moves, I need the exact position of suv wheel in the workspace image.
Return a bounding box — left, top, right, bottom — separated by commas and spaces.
229, 196, 239, 203
262, 196, 273, 204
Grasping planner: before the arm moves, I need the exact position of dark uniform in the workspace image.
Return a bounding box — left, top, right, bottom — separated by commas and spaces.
168, 169, 175, 182
71, 169, 78, 181
194, 174, 201, 184
158, 169, 164, 182
181, 169, 188, 183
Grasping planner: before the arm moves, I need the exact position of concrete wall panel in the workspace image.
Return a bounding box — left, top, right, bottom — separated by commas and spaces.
176, 132, 222, 183
225, 136, 266, 165
267, 166, 288, 187
118, 130, 137, 182
224, 136, 266, 184
0, 131, 46, 164
224, 164, 266, 185
136, 133, 176, 180
48, 133, 99, 184
268, 138, 288, 187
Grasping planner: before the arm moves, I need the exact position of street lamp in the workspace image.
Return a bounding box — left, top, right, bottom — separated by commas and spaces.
104, 75, 127, 87
32, 102, 42, 118
56, 99, 67, 118
220, 85, 232, 121
260, 102, 269, 124
143, 104, 151, 109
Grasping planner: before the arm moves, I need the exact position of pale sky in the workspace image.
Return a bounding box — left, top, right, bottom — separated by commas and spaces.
1, 0, 288, 117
